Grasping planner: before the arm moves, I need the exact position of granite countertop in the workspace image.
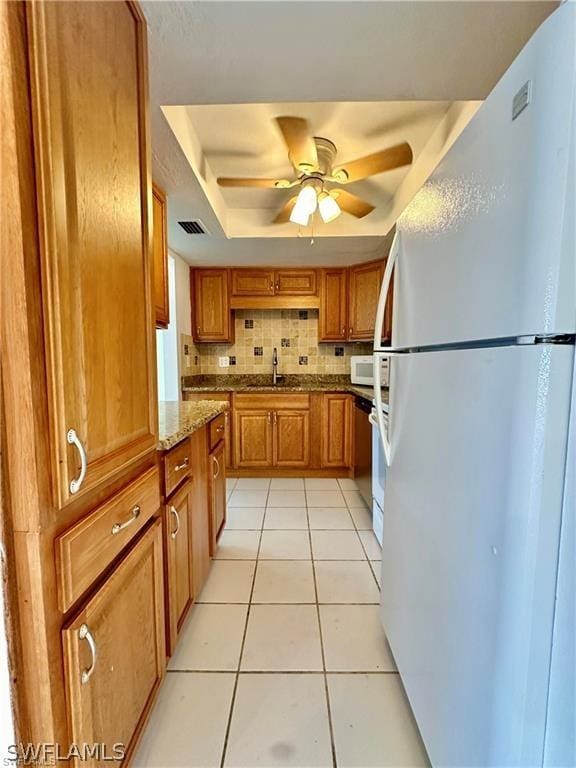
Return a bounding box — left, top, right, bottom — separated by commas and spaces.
158, 399, 229, 451
181, 374, 385, 406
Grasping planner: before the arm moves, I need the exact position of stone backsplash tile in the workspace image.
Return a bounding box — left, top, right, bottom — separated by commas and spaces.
191, 309, 371, 375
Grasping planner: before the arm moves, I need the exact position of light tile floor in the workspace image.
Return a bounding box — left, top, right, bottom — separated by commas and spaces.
135, 477, 429, 768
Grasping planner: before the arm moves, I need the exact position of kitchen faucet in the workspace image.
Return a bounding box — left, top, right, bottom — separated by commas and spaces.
272, 347, 283, 385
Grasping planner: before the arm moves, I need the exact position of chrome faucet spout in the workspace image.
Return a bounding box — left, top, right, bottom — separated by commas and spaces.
273, 347, 278, 385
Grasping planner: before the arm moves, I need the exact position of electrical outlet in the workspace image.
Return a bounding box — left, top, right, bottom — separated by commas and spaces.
218, 356, 230, 368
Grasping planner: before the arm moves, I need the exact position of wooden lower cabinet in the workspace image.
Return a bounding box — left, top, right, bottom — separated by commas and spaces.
274, 410, 310, 467
234, 409, 273, 468
62, 521, 165, 766
184, 392, 233, 468
209, 440, 227, 554
163, 480, 194, 655
321, 394, 353, 468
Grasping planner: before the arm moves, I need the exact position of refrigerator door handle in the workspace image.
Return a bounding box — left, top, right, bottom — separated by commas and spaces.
374, 351, 391, 466
373, 230, 400, 351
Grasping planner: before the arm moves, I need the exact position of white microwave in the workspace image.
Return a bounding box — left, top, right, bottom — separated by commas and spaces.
350, 355, 389, 387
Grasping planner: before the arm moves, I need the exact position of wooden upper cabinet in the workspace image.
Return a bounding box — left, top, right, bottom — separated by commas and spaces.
27, 1, 157, 507
319, 268, 348, 341
321, 394, 352, 468
274, 269, 317, 296
191, 268, 234, 342
348, 260, 384, 340
231, 269, 275, 296
152, 183, 169, 329
62, 521, 165, 766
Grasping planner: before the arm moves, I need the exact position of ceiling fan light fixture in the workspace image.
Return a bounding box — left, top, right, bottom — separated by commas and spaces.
289, 202, 310, 227
296, 183, 318, 215
318, 192, 341, 223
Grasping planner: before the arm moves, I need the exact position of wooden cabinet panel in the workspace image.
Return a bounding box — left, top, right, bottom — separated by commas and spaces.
274, 269, 317, 296
56, 467, 160, 613
183, 393, 233, 468
152, 183, 169, 329
28, 0, 157, 507
164, 481, 194, 655
62, 521, 165, 766
209, 413, 227, 451
209, 441, 226, 553
234, 410, 273, 469
190, 428, 211, 596
319, 268, 348, 341
274, 411, 310, 467
231, 269, 274, 296
192, 269, 233, 342
348, 260, 384, 340
321, 394, 352, 468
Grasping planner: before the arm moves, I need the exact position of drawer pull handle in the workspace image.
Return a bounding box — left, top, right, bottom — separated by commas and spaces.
67, 429, 87, 494
175, 457, 189, 472
213, 456, 220, 479
79, 623, 97, 685
170, 505, 181, 539
216, 425, 225, 433
111, 505, 141, 536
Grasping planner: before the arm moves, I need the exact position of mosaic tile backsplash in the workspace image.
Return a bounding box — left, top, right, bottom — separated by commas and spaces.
180, 309, 371, 376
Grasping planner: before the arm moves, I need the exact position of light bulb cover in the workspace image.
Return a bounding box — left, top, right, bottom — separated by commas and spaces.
318, 192, 341, 223
289, 200, 310, 227
296, 184, 318, 214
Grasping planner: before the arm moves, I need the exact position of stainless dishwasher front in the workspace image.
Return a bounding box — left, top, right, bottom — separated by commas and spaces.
354, 395, 373, 508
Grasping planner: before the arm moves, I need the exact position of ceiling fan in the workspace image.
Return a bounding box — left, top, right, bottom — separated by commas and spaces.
217, 116, 413, 227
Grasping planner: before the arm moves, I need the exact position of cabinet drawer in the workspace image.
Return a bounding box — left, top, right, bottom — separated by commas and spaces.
209, 413, 227, 450
164, 438, 192, 497
56, 467, 160, 612
234, 393, 310, 410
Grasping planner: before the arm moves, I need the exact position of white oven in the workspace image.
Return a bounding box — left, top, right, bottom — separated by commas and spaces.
351, 355, 389, 387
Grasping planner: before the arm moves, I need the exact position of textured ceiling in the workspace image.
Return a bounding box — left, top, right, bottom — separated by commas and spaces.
142, 0, 558, 265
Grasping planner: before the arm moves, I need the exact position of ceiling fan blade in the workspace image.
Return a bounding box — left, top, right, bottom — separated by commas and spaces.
275, 117, 318, 172
334, 142, 413, 183
272, 196, 299, 224
217, 177, 289, 188
331, 189, 375, 218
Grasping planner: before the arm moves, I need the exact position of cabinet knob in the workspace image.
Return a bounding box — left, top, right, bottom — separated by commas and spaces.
275, 282, 280, 291
349, 327, 353, 335
341, 327, 345, 336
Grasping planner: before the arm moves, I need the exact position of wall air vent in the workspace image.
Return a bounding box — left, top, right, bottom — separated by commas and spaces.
178, 220, 208, 235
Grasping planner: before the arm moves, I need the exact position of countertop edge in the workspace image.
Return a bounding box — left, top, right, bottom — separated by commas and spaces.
157, 400, 229, 451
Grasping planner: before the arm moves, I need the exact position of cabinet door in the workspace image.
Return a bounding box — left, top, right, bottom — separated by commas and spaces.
274, 269, 317, 296
321, 394, 352, 468
183, 392, 233, 469
234, 410, 273, 468
190, 427, 211, 596
152, 183, 169, 329
231, 269, 274, 296
319, 269, 348, 341
27, 1, 157, 507
62, 521, 165, 767
164, 481, 194, 655
192, 269, 233, 342
274, 410, 310, 468
348, 260, 384, 340
209, 441, 226, 553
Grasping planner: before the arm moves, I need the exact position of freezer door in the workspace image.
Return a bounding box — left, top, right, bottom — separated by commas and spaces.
392, 4, 575, 349
381, 344, 573, 767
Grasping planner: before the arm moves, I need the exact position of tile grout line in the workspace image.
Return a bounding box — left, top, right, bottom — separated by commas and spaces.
306, 494, 338, 768
344, 496, 382, 591
218, 480, 270, 768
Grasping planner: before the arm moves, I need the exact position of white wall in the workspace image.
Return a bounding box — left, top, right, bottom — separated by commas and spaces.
155, 250, 192, 401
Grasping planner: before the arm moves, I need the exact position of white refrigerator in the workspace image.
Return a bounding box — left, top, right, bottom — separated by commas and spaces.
373, 5, 575, 767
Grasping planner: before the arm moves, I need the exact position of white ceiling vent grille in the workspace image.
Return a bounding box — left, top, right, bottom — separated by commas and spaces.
178, 220, 208, 235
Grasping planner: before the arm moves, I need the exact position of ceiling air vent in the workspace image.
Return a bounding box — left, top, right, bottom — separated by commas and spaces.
178, 220, 208, 235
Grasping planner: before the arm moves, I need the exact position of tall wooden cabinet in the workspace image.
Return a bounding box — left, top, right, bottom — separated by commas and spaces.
319, 268, 348, 341
348, 260, 385, 340
27, 0, 157, 508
